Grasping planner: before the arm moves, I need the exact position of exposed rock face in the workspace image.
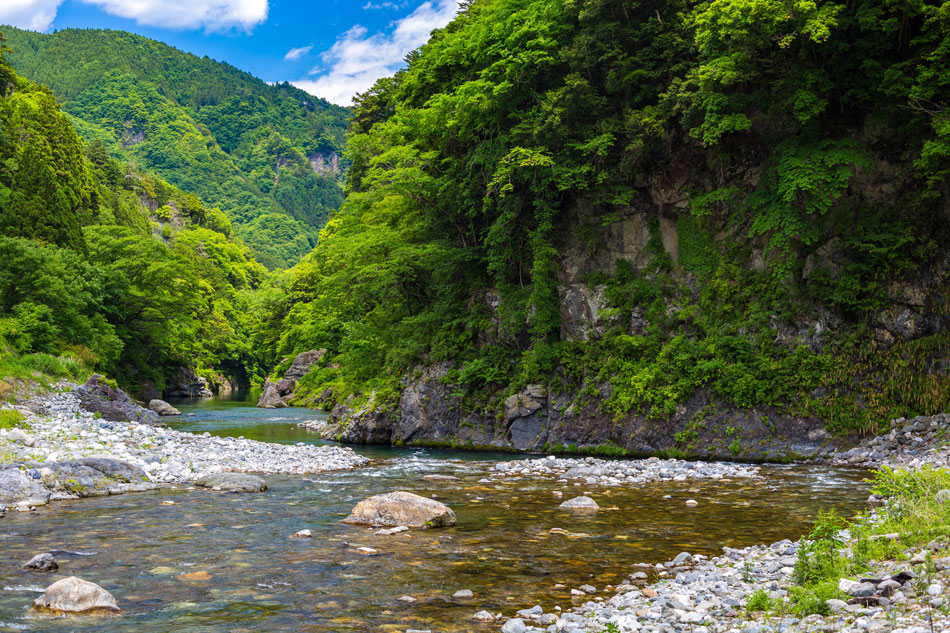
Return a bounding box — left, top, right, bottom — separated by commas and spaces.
196, 472, 268, 492
257, 349, 326, 408
315, 363, 836, 460
148, 399, 181, 416
343, 491, 456, 528
163, 367, 214, 398
33, 577, 120, 614
309, 151, 340, 177
76, 375, 161, 426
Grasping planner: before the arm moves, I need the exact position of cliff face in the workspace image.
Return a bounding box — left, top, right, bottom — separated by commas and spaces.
303, 147, 949, 459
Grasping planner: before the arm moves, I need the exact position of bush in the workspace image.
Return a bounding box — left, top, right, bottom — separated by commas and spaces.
746, 588, 773, 612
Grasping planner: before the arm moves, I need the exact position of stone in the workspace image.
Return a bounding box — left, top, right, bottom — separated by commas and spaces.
24, 553, 58, 572
558, 496, 599, 510
342, 491, 456, 528
374, 526, 409, 536
291, 529, 312, 538
76, 375, 161, 426
935, 489, 950, 503
0, 466, 51, 506
283, 349, 326, 381
148, 399, 181, 416
504, 391, 543, 420
422, 474, 459, 481
501, 618, 527, 633
256, 380, 289, 409
826, 599, 848, 613
672, 552, 694, 565
397, 595, 416, 603
685, 499, 699, 506
473, 610, 495, 621
453, 589, 474, 599
8, 427, 35, 446
33, 577, 120, 613
196, 472, 268, 493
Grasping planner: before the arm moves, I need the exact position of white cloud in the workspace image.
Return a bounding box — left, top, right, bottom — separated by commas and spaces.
0, 0, 63, 31
284, 44, 312, 61
293, 0, 460, 106
81, 0, 268, 30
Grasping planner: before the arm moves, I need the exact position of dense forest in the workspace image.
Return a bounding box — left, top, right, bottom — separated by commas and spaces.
257, 0, 949, 444
2, 27, 350, 269
0, 43, 267, 395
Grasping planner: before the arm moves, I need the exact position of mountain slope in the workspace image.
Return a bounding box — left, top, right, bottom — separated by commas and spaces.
259, 0, 949, 454
2, 26, 350, 268
0, 46, 268, 395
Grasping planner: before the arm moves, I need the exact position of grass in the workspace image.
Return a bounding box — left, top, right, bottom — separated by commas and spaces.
0, 351, 88, 382
784, 465, 950, 616
0, 409, 27, 429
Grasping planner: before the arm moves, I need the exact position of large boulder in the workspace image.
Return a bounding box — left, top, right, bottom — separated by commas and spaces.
343, 491, 456, 528
148, 399, 181, 416
76, 375, 161, 426
284, 349, 326, 381
24, 553, 58, 572
0, 466, 51, 506
33, 577, 120, 614
196, 472, 268, 493
256, 380, 288, 409
39, 459, 149, 497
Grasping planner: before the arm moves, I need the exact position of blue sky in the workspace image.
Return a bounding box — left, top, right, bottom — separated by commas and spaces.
0, 0, 461, 105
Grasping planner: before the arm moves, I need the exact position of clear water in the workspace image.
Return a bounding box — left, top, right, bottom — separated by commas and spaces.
0, 396, 871, 632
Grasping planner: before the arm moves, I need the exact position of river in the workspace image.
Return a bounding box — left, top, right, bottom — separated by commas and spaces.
0, 394, 871, 632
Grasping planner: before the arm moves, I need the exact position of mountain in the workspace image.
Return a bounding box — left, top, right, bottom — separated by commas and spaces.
1, 26, 350, 269
0, 46, 267, 395
259, 0, 949, 455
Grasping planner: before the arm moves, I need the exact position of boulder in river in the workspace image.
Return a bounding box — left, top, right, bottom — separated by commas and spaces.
148, 399, 181, 416
256, 380, 288, 409
76, 375, 162, 426
196, 472, 268, 493
33, 577, 120, 614
558, 496, 600, 510
0, 466, 51, 506
343, 491, 456, 528
24, 553, 58, 572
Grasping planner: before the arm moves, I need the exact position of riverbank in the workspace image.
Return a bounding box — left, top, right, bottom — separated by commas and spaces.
0, 386, 369, 509
494, 417, 950, 633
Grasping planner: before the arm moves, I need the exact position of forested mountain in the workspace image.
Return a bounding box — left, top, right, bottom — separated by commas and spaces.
1, 26, 350, 268
0, 44, 267, 395
261, 0, 949, 453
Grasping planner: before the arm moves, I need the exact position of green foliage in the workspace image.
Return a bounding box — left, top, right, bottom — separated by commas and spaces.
0, 409, 26, 429
256, 0, 949, 428
3, 26, 349, 268
0, 47, 268, 394
793, 508, 849, 586
745, 588, 773, 612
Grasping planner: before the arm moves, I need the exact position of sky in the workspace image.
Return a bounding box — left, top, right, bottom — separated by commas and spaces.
0, 0, 462, 105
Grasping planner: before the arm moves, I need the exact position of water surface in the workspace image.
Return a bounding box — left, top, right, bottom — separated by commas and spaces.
0, 397, 871, 632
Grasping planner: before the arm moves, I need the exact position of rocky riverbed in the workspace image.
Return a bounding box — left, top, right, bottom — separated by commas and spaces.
830, 413, 950, 470
0, 387, 369, 509
489, 455, 760, 487
493, 527, 950, 633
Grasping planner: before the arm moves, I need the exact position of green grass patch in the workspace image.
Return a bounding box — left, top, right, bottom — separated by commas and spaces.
0, 409, 27, 429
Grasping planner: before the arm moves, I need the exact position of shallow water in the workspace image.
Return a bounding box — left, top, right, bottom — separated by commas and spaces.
0, 397, 871, 632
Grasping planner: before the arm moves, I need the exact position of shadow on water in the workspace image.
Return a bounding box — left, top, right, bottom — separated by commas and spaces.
0, 397, 873, 632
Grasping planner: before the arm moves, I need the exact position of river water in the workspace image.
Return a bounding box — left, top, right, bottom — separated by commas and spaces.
0, 394, 871, 632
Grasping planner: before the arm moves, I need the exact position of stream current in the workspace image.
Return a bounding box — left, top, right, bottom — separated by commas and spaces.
0, 393, 870, 632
